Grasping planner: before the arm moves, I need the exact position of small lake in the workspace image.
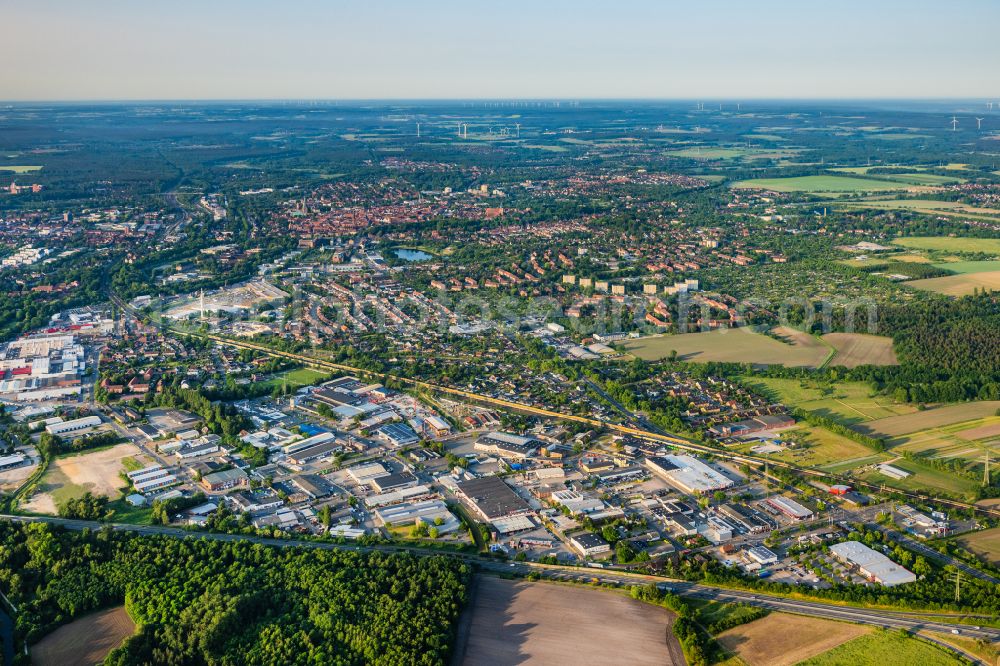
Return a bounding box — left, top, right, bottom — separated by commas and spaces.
394, 248, 433, 262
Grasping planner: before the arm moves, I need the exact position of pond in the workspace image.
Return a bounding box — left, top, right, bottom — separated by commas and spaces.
394, 248, 433, 262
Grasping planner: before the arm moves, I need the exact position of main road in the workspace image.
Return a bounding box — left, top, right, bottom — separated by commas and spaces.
3, 513, 997, 652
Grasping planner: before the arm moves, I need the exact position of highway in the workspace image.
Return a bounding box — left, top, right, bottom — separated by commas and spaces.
3, 513, 997, 651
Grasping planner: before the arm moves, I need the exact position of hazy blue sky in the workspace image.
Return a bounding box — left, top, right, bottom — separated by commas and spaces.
2, 0, 998, 100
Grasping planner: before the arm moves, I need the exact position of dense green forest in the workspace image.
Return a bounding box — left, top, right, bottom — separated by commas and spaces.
0, 522, 469, 665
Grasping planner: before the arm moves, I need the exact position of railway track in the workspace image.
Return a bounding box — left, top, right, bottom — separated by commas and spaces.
109, 292, 1000, 521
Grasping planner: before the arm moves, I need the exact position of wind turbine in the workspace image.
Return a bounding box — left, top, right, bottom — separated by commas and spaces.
988, 102, 994, 111
950, 116, 959, 131
975, 117, 985, 130
515, 123, 520, 138
416, 122, 420, 138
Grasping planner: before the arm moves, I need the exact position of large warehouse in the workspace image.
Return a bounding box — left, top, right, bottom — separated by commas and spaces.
829, 540, 916, 587
645, 454, 734, 495
456, 475, 531, 521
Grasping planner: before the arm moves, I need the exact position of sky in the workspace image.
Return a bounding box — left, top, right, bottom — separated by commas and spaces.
2, 0, 999, 101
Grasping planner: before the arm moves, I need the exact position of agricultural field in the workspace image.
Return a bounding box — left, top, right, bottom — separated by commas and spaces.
853, 402, 1000, 439
952, 526, 1000, 566
715, 613, 868, 666
875, 173, 964, 185
730, 175, 917, 194
887, 414, 1000, 465
0, 165, 43, 173
931, 260, 1000, 274
625, 327, 831, 367
907, 271, 1000, 296
841, 200, 1000, 220
796, 629, 964, 666
892, 236, 1000, 254
667, 147, 746, 159
739, 377, 914, 425
456, 577, 682, 666
21, 443, 145, 515
823, 333, 897, 368
31, 606, 136, 666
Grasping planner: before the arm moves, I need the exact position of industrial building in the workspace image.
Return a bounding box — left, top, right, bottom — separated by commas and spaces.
201, 468, 248, 492
877, 463, 911, 480
570, 532, 611, 557
369, 472, 417, 493
175, 440, 220, 459
128, 465, 179, 494
473, 432, 540, 460
718, 503, 772, 534
285, 433, 342, 464
374, 499, 460, 533
284, 431, 336, 454
762, 495, 813, 521
0, 453, 27, 470
291, 475, 331, 499
347, 462, 390, 483
456, 475, 531, 521
645, 454, 734, 494
376, 422, 419, 447
829, 540, 917, 587
364, 484, 433, 508
45, 415, 102, 436
746, 545, 779, 565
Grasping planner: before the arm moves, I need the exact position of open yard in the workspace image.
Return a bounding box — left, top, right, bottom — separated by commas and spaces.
716, 613, 868, 666
823, 333, 897, 368
796, 629, 963, 666
893, 236, 1000, 254
907, 271, 1000, 296
0, 165, 43, 173
730, 175, 917, 193
21, 443, 144, 515
625, 327, 831, 367
953, 527, 1000, 566
454, 577, 682, 666
764, 425, 885, 469
739, 426, 884, 471
31, 606, 136, 666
